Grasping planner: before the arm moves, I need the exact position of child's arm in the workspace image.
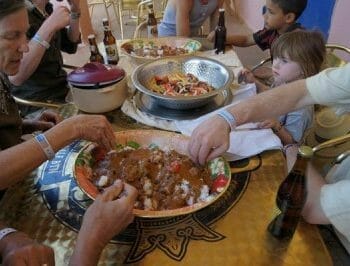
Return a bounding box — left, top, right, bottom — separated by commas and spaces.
238, 68, 270, 93
226, 33, 256, 47
258, 119, 296, 145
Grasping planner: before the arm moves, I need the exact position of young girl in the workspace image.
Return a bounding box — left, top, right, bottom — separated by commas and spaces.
239, 30, 326, 145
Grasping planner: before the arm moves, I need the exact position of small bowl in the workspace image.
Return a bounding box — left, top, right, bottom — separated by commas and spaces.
73, 130, 231, 218
131, 56, 233, 110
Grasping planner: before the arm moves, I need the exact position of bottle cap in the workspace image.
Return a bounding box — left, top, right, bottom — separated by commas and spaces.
298, 145, 313, 158
102, 18, 108, 22
88, 34, 95, 39
219, 8, 225, 12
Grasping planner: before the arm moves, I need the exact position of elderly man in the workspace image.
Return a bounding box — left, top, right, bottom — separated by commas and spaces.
188, 63, 350, 253
9, 0, 81, 116
0, 1, 137, 264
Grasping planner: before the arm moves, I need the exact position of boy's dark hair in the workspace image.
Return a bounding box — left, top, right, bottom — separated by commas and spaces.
271, 30, 326, 77
0, 0, 25, 21
272, 0, 308, 20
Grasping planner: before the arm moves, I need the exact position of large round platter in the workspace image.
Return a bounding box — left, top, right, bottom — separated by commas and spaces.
120, 37, 202, 65
131, 56, 233, 110
134, 88, 232, 120
74, 130, 231, 218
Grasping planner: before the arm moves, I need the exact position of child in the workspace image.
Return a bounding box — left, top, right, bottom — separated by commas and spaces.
239, 30, 326, 145
209, 0, 308, 51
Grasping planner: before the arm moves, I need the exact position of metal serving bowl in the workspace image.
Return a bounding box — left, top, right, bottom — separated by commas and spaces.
131, 56, 234, 110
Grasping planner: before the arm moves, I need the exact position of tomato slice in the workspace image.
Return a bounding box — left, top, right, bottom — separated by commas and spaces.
169, 161, 181, 173
211, 174, 228, 193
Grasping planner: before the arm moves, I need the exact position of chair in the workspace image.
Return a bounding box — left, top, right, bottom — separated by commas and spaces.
133, 0, 168, 38
323, 44, 350, 68
88, 0, 121, 36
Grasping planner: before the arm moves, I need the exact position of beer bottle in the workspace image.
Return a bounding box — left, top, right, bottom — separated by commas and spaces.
214, 8, 226, 54
147, 4, 158, 38
267, 145, 312, 240
88, 34, 104, 64
102, 18, 119, 64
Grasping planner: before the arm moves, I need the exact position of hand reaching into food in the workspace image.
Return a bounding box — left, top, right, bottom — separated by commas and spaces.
70, 180, 137, 266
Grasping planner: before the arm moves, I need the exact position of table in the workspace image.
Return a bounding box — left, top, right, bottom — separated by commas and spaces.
1, 45, 332, 265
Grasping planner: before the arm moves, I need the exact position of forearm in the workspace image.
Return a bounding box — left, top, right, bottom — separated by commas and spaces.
9, 21, 56, 85
67, 4, 81, 43
274, 126, 295, 145
69, 230, 105, 266
0, 122, 75, 190
226, 34, 255, 47
228, 80, 313, 126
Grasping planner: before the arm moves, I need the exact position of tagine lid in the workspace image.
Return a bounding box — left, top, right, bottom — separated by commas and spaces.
67, 62, 125, 86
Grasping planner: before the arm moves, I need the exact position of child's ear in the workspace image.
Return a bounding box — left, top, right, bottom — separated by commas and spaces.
285, 13, 296, 24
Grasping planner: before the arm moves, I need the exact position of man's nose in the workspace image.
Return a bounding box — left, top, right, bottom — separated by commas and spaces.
19, 38, 29, 53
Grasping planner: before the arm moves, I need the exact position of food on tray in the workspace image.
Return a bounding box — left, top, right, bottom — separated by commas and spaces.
90, 142, 218, 211
122, 42, 188, 58
148, 73, 215, 96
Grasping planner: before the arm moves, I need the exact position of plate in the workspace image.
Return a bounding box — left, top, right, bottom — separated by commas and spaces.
134, 88, 233, 120
120, 37, 202, 65
74, 130, 231, 218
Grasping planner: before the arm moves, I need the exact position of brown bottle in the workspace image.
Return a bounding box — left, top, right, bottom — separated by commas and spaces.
267, 145, 312, 240
214, 8, 226, 54
147, 4, 158, 38
88, 34, 104, 64
102, 18, 119, 64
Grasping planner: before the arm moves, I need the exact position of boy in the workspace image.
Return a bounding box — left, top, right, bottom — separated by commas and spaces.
210, 0, 308, 51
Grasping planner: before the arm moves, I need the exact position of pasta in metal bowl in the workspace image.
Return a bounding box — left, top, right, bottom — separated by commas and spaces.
131, 56, 234, 110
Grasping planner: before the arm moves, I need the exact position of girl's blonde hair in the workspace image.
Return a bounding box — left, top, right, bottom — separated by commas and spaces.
271, 30, 326, 77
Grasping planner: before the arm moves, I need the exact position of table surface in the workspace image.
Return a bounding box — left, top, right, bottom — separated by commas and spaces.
1, 45, 332, 265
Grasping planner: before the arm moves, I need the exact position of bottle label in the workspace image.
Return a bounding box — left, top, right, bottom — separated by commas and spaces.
105, 44, 119, 62
147, 25, 158, 38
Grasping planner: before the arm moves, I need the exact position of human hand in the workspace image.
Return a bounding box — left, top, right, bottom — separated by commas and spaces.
46, 5, 70, 31
0, 231, 54, 265
258, 118, 280, 130
188, 115, 230, 165
67, 0, 81, 12
22, 110, 61, 133
79, 180, 137, 248
207, 30, 215, 42
63, 114, 116, 151
237, 68, 255, 84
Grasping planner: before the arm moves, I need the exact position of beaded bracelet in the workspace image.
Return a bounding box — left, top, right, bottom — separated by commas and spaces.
217, 109, 237, 131
0, 228, 17, 241
34, 134, 55, 160
32, 33, 50, 49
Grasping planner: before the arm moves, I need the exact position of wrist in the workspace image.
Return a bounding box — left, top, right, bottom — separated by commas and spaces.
272, 123, 282, 133
217, 109, 237, 131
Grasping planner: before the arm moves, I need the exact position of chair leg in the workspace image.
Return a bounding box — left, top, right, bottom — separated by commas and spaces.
111, 1, 123, 39
117, 1, 124, 39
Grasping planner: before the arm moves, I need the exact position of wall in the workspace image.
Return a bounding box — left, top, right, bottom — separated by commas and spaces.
236, 0, 350, 45
234, 0, 350, 63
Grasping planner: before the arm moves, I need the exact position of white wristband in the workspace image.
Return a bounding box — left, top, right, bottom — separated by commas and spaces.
34, 134, 55, 160
32, 33, 50, 49
217, 109, 237, 131
0, 228, 17, 240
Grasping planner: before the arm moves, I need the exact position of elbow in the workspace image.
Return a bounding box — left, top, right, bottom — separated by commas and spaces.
8, 76, 25, 86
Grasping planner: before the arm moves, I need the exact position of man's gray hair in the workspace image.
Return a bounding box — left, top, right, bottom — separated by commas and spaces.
0, 0, 26, 21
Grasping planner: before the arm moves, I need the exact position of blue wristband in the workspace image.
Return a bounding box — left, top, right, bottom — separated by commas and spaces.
32, 33, 50, 49
34, 134, 55, 160
217, 109, 237, 131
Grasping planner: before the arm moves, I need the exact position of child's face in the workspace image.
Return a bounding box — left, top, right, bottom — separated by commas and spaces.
272, 56, 304, 86
263, 0, 290, 31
